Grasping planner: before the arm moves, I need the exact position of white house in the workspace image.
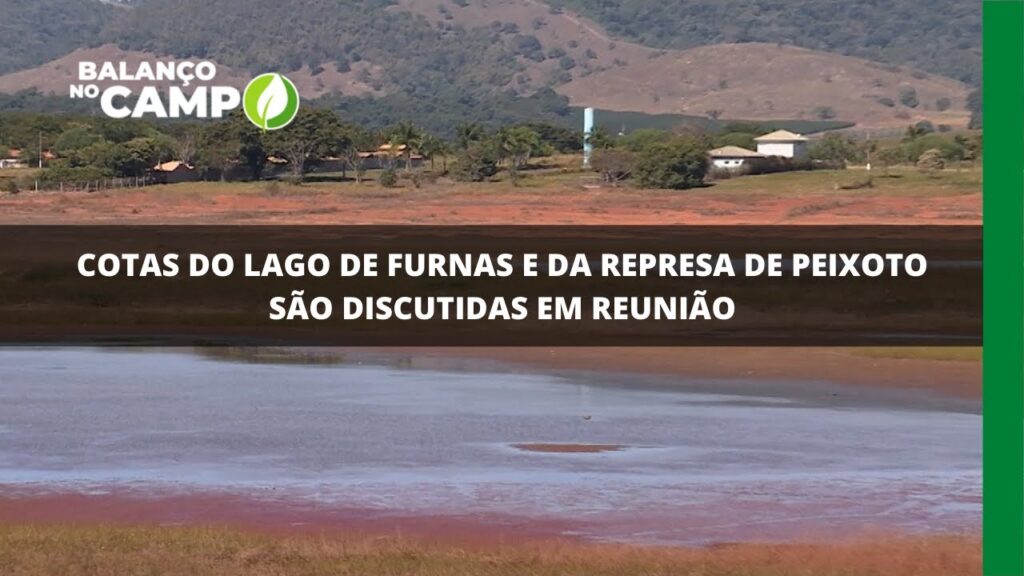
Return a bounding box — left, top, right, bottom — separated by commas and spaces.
754, 130, 808, 159
0, 148, 26, 169
708, 146, 766, 171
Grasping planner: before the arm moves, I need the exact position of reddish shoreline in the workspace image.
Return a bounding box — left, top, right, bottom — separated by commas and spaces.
0, 488, 577, 544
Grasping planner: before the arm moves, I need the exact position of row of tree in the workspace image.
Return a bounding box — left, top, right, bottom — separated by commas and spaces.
1, 109, 981, 191
806, 121, 982, 170
0, 108, 584, 186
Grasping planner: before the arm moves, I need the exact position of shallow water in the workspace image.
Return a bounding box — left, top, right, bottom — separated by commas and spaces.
0, 348, 980, 544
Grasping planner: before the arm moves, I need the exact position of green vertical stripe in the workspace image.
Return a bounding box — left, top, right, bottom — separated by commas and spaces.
984, 2, 1024, 575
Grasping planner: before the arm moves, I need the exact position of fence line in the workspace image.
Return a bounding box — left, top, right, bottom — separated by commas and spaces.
26, 176, 158, 193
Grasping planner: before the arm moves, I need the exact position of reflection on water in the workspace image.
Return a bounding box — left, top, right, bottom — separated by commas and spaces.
0, 348, 980, 544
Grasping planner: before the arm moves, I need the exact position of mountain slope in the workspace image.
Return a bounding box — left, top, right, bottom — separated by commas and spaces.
104, 0, 521, 100
559, 43, 970, 129
0, 0, 977, 132
0, 45, 383, 99
0, 0, 116, 74
550, 0, 981, 85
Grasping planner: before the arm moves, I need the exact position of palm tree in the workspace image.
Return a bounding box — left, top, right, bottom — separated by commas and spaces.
455, 122, 485, 151
389, 121, 421, 171
417, 133, 447, 172
495, 126, 539, 184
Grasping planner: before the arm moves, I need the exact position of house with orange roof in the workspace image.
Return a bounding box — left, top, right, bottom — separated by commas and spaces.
151, 160, 199, 183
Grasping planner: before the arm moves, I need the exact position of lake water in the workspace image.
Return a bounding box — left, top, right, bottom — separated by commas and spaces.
0, 348, 980, 544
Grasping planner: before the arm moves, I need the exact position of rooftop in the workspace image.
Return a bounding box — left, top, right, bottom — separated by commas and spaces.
708, 145, 765, 158
153, 161, 194, 172
754, 130, 808, 142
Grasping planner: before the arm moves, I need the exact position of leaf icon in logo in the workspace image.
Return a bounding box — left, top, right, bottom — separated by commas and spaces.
256, 74, 289, 130
243, 73, 300, 130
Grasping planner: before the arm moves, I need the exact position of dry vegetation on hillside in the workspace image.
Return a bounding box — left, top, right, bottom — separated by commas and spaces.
559, 43, 970, 129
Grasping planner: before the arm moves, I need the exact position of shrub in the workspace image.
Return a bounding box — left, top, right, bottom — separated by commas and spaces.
35, 165, 112, 185
875, 146, 907, 171
450, 145, 498, 182
810, 133, 864, 164
902, 134, 965, 162
917, 148, 945, 175
633, 137, 708, 190
2, 179, 20, 194
378, 168, 398, 187
900, 86, 919, 108
814, 106, 836, 120
590, 148, 635, 185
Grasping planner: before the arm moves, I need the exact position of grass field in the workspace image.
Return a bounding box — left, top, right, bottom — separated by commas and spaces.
0, 525, 980, 576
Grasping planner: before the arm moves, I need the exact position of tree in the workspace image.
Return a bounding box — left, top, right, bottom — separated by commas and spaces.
899, 86, 919, 108
618, 128, 671, 152
77, 136, 170, 177
584, 125, 614, 150
875, 146, 906, 175
958, 133, 982, 164
54, 125, 100, 155
633, 137, 708, 190
417, 132, 447, 171
388, 120, 421, 171
809, 133, 863, 164
455, 122, 485, 151
264, 108, 342, 181
450, 142, 498, 182
590, 148, 634, 185
495, 126, 540, 183
902, 134, 965, 163
173, 127, 199, 164
196, 111, 267, 180
903, 121, 935, 141
338, 124, 375, 183
967, 89, 982, 129
714, 132, 756, 150
515, 122, 581, 153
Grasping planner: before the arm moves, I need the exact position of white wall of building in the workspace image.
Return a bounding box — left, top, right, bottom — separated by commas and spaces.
756, 142, 807, 159
712, 158, 747, 169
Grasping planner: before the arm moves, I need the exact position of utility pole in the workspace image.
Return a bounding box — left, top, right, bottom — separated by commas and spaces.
38, 131, 43, 169
865, 130, 872, 171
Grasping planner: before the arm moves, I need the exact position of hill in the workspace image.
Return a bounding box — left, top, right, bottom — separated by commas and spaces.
550, 0, 981, 86
0, 45, 382, 99
0, 0, 115, 75
0, 0, 978, 132
559, 43, 971, 129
